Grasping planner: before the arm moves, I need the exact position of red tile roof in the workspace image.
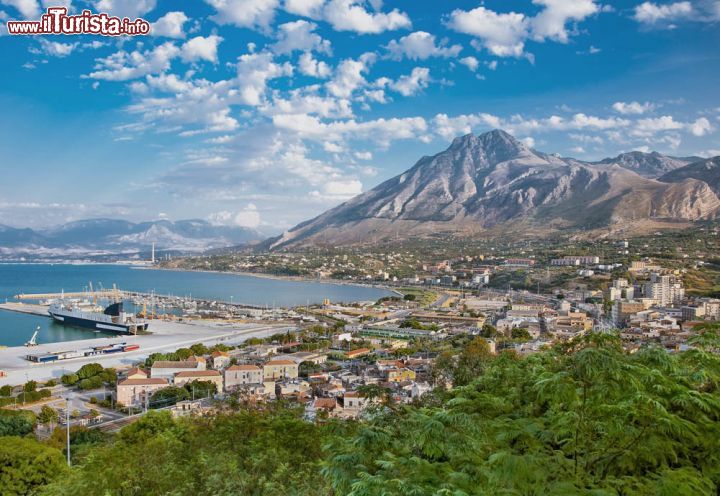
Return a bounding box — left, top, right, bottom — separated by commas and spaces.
175, 370, 221, 378
118, 378, 167, 386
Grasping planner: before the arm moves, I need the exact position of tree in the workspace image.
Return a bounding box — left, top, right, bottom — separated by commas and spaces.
23, 380, 37, 393
324, 332, 720, 495
453, 336, 492, 386
0, 436, 66, 495
189, 343, 209, 356
0, 385, 12, 397
61, 374, 78, 386
511, 327, 532, 341
38, 406, 59, 427
150, 387, 189, 408
184, 380, 216, 399
0, 409, 36, 436
480, 323, 499, 338
77, 363, 103, 380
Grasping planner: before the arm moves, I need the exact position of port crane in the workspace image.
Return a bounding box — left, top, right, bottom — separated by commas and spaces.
25, 326, 40, 347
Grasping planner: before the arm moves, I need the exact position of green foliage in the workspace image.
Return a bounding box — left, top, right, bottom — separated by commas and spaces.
189, 343, 209, 356
0, 385, 12, 397
76, 376, 103, 391
324, 332, 720, 495
0, 436, 66, 495
0, 409, 36, 436
3, 388, 53, 407
44, 408, 344, 496
63, 364, 116, 390
185, 380, 216, 399
44, 379, 57, 387
61, 373, 79, 386
23, 380, 37, 393
76, 363, 103, 380
399, 317, 437, 331
37, 405, 59, 426
14, 330, 720, 496
150, 387, 189, 408
511, 327, 532, 341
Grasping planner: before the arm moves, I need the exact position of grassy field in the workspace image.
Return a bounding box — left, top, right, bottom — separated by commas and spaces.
396, 287, 439, 307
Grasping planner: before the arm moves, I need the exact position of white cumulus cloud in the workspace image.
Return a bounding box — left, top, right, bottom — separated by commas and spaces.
385, 31, 462, 60
151, 11, 189, 39
205, 0, 278, 32
181, 35, 223, 63
612, 101, 656, 115
285, 0, 411, 34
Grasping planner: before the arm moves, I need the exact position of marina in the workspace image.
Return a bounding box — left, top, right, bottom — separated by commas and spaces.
0, 263, 393, 347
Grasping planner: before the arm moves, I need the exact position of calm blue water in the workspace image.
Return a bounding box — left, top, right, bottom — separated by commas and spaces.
0, 264, 392, 346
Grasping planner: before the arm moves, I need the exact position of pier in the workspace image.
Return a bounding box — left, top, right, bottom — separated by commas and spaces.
12, 289, 267, 310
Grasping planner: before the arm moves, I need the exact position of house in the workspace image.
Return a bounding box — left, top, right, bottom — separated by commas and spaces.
116, 378, 168, 407
173, 370, 223, 393
276, 379, 311, 398
263, 359, 299, 380
306, 397, 341, 420
210, 351, 231, 370
342, 391, 370, 415
288, 351, 327, 365
386, 367, 416, 382
224, 364, 263, 391
170, 400, 207, 418
345, 348, 371, 359
248, 344, 282, 357
151, 357, 206, 379
125, 367, 148, 380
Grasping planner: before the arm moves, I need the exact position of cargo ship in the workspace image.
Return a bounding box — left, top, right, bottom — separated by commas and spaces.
48, 301, 149, 334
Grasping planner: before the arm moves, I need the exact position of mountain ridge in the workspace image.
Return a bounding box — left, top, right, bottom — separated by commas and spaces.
0, 218, 264, 259
267, 130, 720, 250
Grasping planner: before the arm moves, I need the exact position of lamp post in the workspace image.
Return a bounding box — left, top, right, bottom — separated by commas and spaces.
66, 397, 71, 467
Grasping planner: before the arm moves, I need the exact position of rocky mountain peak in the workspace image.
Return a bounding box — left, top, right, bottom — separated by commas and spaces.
446, 129, 531, 168
265, 131, 720, 249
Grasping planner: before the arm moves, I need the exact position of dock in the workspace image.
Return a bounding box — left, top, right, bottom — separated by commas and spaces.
0, 302, 49, 317
12, 290, 266, 310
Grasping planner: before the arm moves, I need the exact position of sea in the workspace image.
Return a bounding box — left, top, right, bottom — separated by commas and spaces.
0, 264, 393, 347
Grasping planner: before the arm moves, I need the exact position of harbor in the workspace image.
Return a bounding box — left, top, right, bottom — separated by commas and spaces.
0, 319, 288, 386
0, 263, 392, 347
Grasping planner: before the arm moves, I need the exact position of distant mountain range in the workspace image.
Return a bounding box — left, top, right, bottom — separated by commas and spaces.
0, 219, 264, 259
268, 130, 720, 249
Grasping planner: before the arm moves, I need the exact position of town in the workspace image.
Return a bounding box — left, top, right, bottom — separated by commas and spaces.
2, 226, 718, 435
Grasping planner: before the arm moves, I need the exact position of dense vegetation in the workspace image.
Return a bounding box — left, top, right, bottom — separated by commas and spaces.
2, 330, 719, 495
61, 363, 117, 391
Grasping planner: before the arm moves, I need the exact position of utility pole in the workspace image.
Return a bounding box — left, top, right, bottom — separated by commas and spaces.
66, 397, 71, 467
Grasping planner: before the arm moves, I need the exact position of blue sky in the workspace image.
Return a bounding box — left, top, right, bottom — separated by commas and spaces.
0, 0, 719, 233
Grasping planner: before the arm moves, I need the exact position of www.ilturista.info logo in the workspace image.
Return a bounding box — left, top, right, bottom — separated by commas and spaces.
7, 7, 151, 36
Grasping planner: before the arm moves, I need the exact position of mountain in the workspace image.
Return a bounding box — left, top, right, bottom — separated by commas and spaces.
594, 151, 698, 179
268, 130, 720, 249
658, 157, 720, 195
0, 219, 264, 259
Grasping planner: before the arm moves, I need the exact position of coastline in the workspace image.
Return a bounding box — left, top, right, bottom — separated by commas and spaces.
137, 265, 402, 296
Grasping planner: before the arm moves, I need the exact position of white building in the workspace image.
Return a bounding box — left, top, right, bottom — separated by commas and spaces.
645, 273, 684, 307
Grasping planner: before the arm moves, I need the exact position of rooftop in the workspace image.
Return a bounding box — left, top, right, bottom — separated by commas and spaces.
175, 370, 221, 378
118, 378, 167, 386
